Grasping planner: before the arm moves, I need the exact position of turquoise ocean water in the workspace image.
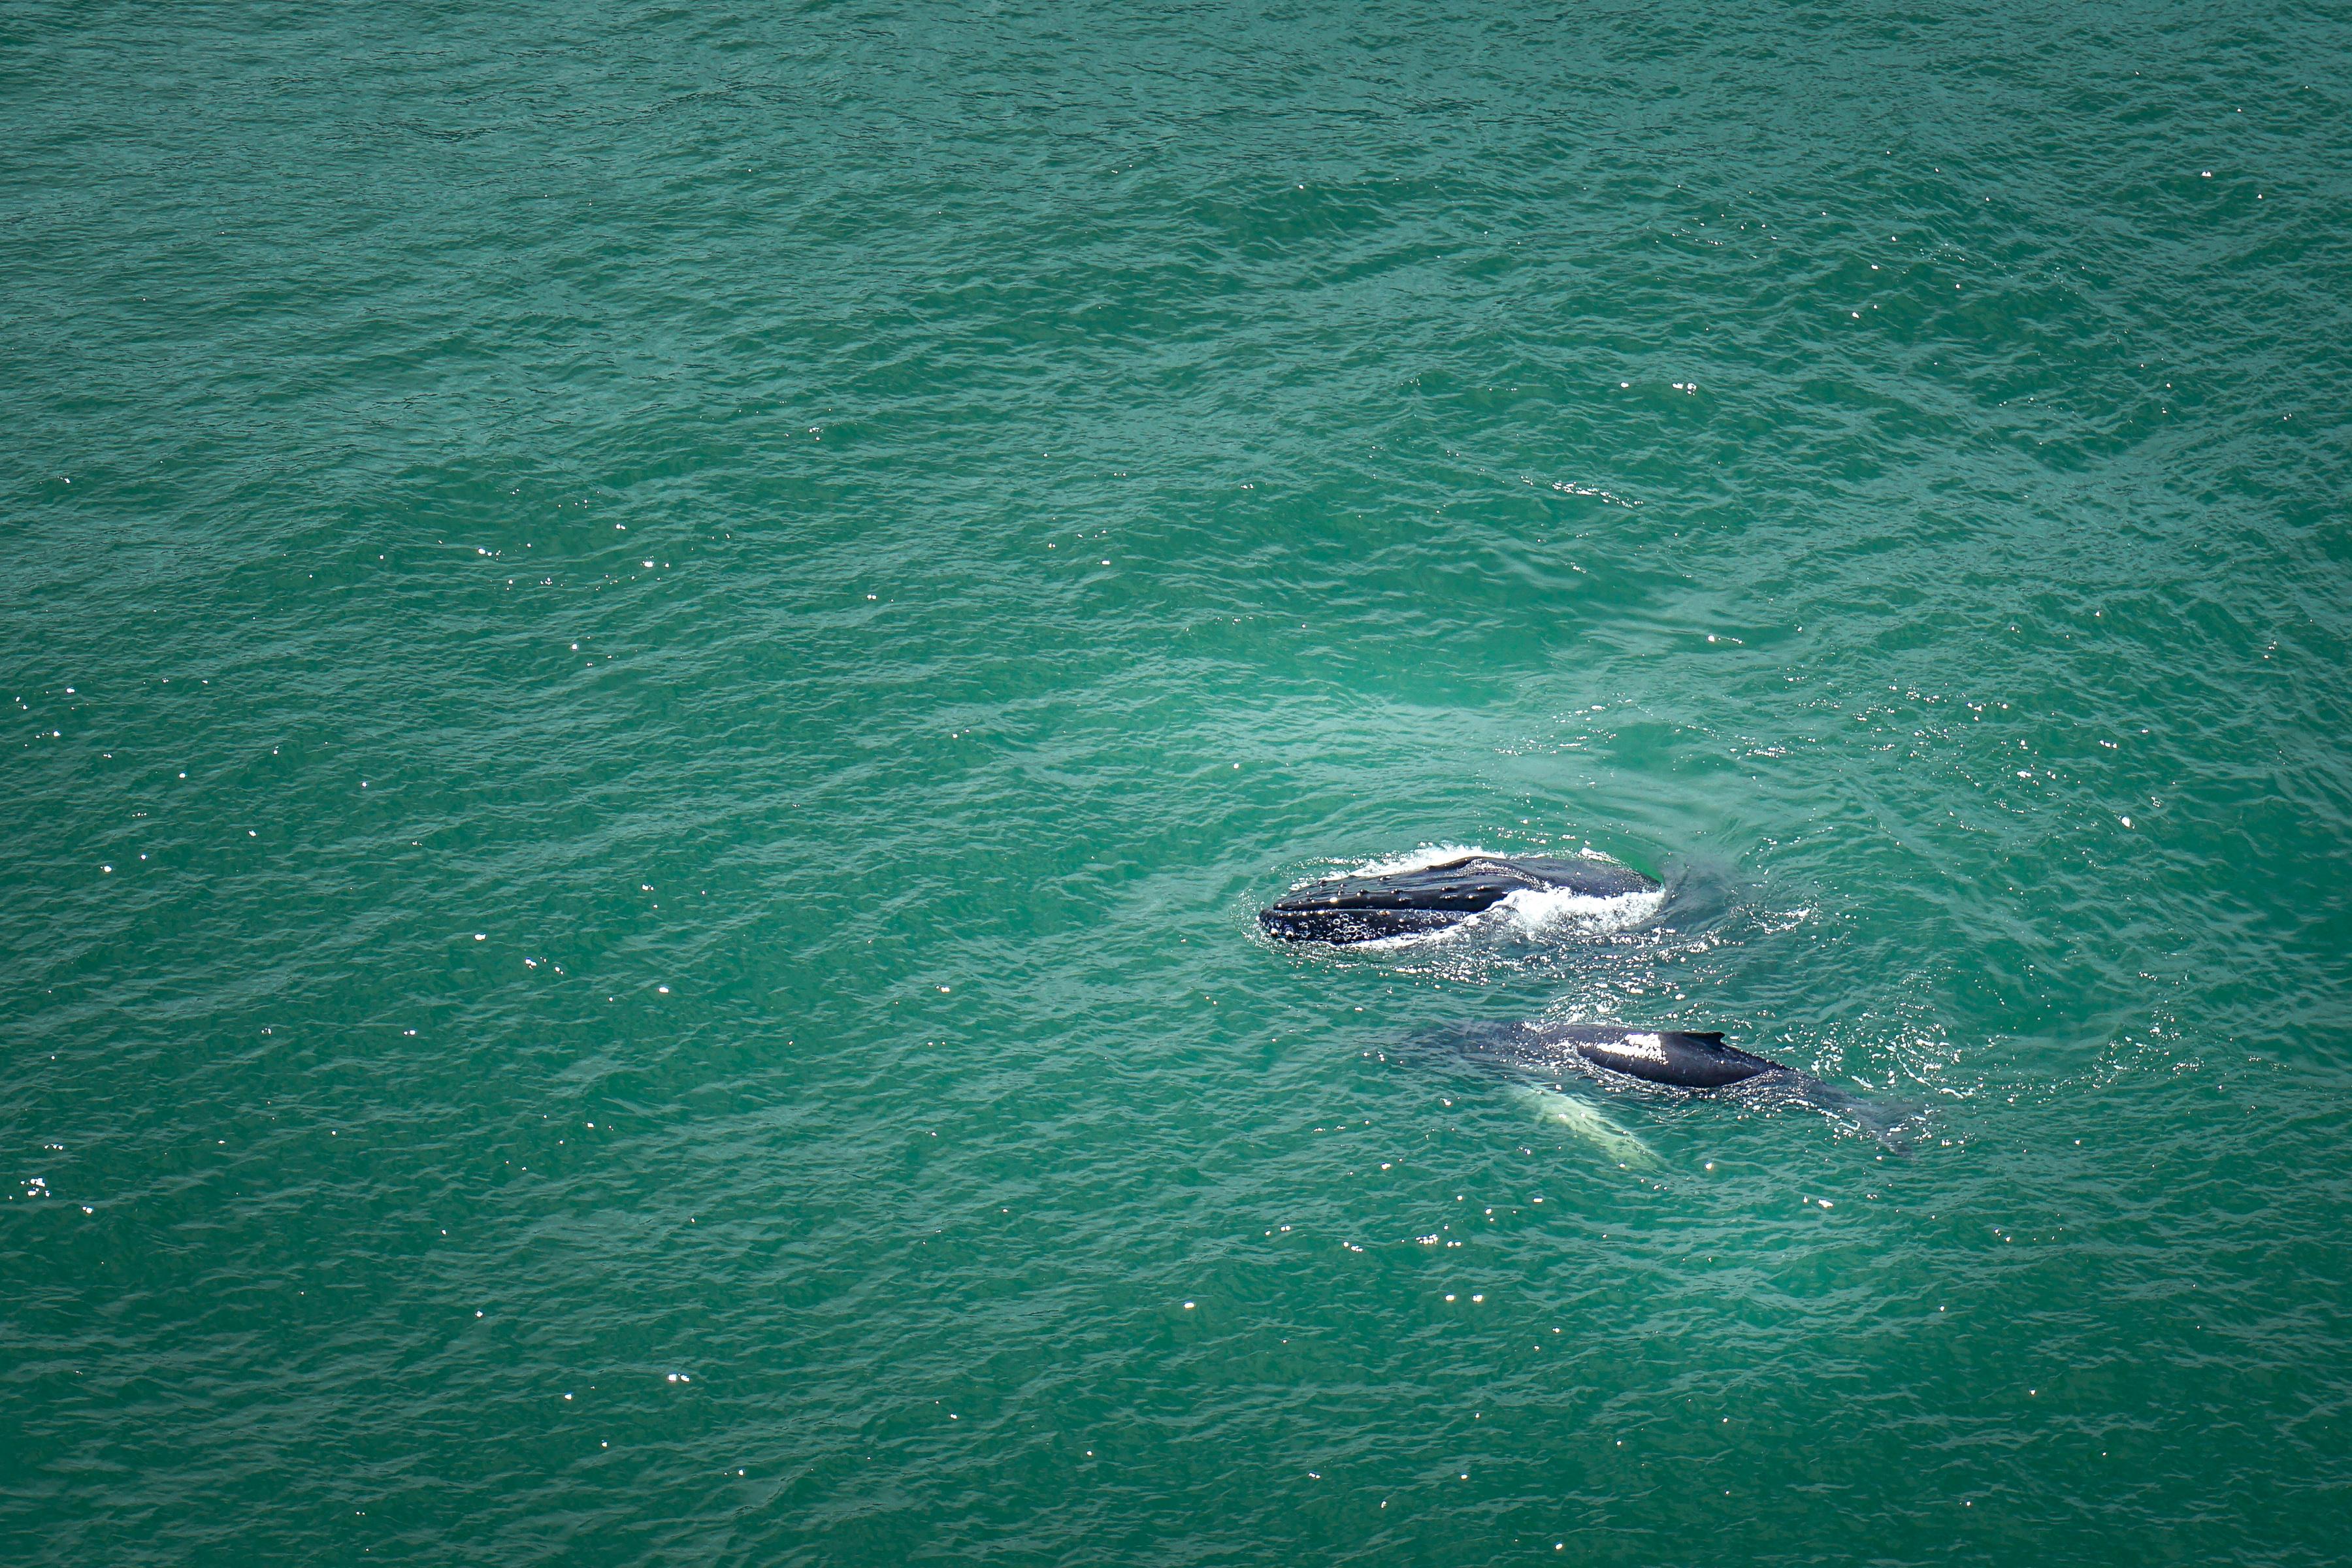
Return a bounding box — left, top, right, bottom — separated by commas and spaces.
7, 3, 2351, 1561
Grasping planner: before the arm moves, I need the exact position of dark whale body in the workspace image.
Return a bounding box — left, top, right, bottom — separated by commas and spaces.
1260, 855, 1659, 945
1425, 1019, 1919, 1151
1456, 1020, 1791, 1090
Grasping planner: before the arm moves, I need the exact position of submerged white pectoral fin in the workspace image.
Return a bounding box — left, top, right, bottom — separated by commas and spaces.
1512, 1085, 1659, 1168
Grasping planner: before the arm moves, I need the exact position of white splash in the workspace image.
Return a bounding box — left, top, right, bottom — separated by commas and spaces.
1341, 842, 1499, 878
1511, 1086, 1658, 1168
1490, 882, 1665, 938
1321, 845, 1664, 949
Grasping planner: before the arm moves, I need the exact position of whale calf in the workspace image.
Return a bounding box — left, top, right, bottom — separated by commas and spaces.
1260, 855, 1661, 945
1428, 1020, 1919, 1151
1462, 1021, 1789, 1088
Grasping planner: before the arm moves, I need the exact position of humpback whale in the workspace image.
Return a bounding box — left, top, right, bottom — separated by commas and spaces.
1428, 1021, 1918, 1151
1456, 1021, 1788, 1088
1260, 854, 1661, 945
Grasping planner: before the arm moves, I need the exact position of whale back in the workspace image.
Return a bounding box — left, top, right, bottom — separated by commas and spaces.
1548, 1024, 1783, 1089
1443, 1021, 1788, 1090
1414, 1020, 1919, 1148
1260, 855, 1658, 944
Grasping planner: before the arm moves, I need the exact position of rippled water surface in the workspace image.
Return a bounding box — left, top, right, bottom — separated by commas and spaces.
7, 2, 2351, 1562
